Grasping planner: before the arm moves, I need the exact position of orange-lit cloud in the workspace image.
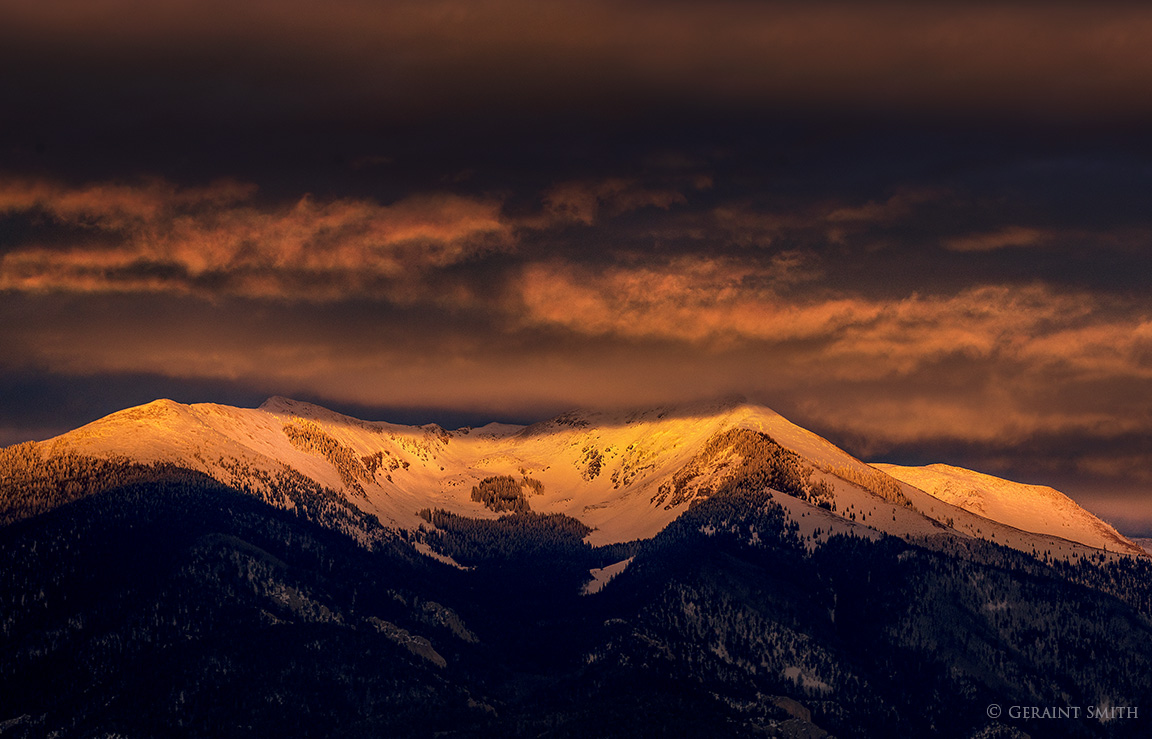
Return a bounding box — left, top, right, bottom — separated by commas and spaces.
0, 177, 512, 299
944, 226, 1050, 252
798, 394, 1146, 451
825, 189, 941, 224
3, 175, 940, 300
706, 189, 945, 249
1014, 320, 1152, 379
516, 258, 1151, 385
0, 178, 256, 230
519, 256, 853, 343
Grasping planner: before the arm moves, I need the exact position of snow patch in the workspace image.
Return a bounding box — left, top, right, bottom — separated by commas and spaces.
582, 557, 634, 595
412, 541, 470, 570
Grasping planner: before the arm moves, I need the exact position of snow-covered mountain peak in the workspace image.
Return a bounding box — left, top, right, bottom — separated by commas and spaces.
57, 398, 200, 448
257, 396, 368, 425
522, 396, 752, 435
468, 421, 526, 438
16, 396, 1145, 560
258, 395, 303, 413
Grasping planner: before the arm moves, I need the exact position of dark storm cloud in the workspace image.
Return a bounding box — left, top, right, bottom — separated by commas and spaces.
6, 0, 1152, 126
4, 1, 1152, 186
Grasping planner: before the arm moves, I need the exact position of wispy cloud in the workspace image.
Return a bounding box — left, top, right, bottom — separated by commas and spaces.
825, 189, 941, 224
519, 256, 839, 343
517, 257, 1152, 385
0, 177, 512, 300
0, 177, 256, 228
944, 226, 1050, 252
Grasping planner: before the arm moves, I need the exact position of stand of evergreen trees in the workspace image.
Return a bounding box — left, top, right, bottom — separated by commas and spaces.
469, 475, 545, 513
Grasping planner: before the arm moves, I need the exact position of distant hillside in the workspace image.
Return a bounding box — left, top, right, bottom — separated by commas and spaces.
874, 462, 1143, 556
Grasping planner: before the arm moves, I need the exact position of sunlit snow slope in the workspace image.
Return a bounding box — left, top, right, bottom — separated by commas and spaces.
21, 396, 1145, 560
873, 463, 1144, 556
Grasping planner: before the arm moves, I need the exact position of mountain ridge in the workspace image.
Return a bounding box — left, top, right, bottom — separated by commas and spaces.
9, 395, 1143, 558
875, 462, 1139, 555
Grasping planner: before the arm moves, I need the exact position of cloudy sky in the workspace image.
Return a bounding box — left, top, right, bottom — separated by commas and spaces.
2, 0, 1151, 533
